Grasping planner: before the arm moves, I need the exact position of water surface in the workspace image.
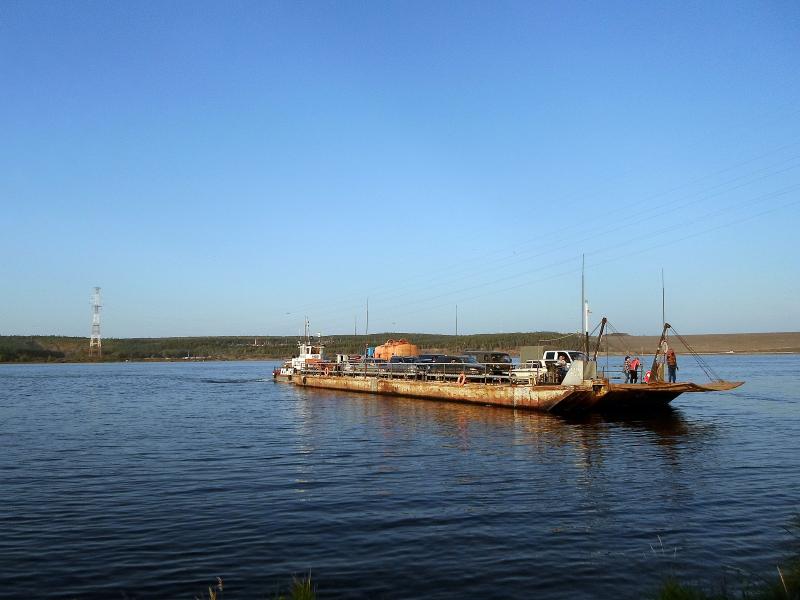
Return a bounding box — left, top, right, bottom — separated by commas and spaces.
0, 355, 798, 598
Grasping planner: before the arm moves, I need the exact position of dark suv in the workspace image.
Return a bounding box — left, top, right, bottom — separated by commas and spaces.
463, 351, 513, 375
417, 354, 487, 377
382, 355, 420, 377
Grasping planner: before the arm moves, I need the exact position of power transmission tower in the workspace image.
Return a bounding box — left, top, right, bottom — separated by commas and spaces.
89, 287, 102, 356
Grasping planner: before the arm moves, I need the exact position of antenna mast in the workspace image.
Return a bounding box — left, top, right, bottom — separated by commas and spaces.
581, 254, 585, 334
89, 287, 102, 357
581, 255, 589, 356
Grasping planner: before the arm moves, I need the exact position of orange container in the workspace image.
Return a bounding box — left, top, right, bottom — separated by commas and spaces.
374, 338, 419, 360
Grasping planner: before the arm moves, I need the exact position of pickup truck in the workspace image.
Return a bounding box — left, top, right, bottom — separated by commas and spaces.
542, 350, 588, 366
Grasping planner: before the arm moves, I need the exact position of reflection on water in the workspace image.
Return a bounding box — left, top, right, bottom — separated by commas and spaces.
293, 384, 711, 471
0, 356, 798, 600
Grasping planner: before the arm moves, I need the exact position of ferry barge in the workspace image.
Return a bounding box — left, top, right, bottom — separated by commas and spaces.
273, 321, 742, 415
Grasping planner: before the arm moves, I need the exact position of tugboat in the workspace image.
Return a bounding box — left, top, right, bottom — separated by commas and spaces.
272, 319, 326, 382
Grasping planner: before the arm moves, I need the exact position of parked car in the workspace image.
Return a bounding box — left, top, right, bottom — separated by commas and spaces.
382, 355, 420, 377
510, 359, 548, 384
343, 358, 387, 375
463, 350, 513, 375
417, 354, 487, 377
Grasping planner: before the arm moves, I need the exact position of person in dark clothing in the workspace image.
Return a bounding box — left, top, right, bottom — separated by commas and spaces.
666, 349, 678, 383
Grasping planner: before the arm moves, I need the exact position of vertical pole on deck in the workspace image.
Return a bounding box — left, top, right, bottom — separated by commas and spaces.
661, 268, 665, 327
582, 254, 589, 357
593, 317, 607, 362
649, 322, 671, 383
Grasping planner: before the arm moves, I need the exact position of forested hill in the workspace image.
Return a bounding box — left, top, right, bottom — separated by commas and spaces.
2, 331, 798, 363
0, 332, 567, 363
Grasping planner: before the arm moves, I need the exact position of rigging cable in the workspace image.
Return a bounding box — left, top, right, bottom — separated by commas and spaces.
669, 326, 724, 382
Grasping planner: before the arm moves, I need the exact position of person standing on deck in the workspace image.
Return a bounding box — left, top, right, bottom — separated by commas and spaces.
623, 355, 631, 383
557, 354, 568, 381
629, 356, 640, 383
667, 349, 678, 383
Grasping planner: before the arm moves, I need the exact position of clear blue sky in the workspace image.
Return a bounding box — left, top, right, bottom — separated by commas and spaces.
2, 0, 799, 338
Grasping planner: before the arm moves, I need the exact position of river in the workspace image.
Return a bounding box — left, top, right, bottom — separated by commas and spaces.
0, 354, 797, 598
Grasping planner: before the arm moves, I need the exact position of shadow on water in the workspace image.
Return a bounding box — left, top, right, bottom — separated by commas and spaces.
562, 406, 712, 440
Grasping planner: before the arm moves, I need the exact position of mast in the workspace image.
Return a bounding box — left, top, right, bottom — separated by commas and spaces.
661, 268, 669, 354
584, 300, 590, 357
581, 255, 589, 356
581, 255, 592, 356
649, 322, 670, 383
592, 317, 607, 362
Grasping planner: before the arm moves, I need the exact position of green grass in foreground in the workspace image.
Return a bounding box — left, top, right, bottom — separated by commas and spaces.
657, 559, 800, 599
195, 575, 316, 600
192, 520, 800, 599
654, 515, 800, 599
193, 562, 799, 600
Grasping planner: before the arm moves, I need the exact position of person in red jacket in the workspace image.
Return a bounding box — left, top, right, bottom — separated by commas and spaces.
629, 356, 640, 383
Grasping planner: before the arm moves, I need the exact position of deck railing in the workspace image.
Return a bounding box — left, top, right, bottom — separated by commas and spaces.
297, 359, 653, 386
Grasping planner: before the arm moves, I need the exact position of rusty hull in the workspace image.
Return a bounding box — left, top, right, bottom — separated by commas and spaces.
275, 373, 745, 414
281, 374, 680, 414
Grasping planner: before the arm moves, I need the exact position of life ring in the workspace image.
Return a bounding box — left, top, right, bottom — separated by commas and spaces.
456, 373, 466, 386
323, 366, 330, 376
644, 370, 651, 383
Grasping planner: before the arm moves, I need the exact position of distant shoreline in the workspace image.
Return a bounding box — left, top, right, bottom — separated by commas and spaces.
2, 351, 798, 367
1, 331, 798, 364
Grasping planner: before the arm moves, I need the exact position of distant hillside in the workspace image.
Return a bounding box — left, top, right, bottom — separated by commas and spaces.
0, 332, 565, 363
1, 331, 798, 363
603, 331, 800, 355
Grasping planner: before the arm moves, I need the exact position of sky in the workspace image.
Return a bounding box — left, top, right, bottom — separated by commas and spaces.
1, 0, 799, 338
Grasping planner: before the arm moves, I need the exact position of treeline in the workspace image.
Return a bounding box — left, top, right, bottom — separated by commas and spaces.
0, 331, 579, 363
